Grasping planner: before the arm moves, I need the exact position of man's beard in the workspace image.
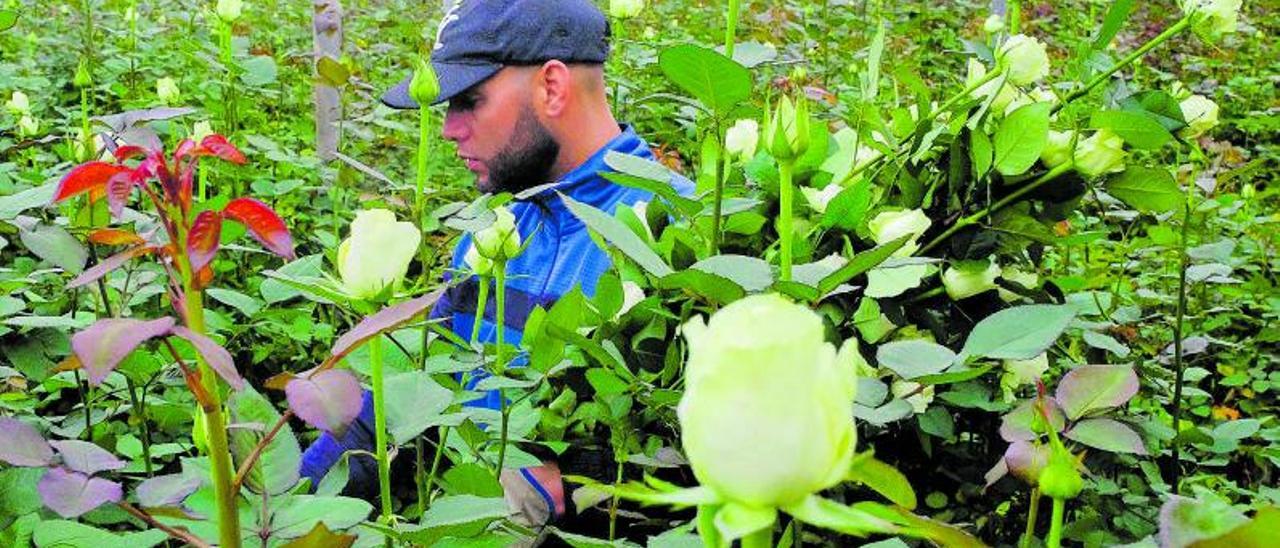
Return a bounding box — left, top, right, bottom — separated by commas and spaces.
480, 105, 560, 194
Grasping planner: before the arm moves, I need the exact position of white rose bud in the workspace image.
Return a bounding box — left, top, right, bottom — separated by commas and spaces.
942, 260, 1002, 300
997, 34, 1051, 86
678, 293, 859, 509
1041, 130, 1076, 169
1178, 94, 1219, 139
5, 91, 30, 115
1180, 0, 1243, 42
17, 115, 38, 137
608, 0, 645, 19
156, 77, 181, 105
1073, 129, 1127, 178
983, 13, 1005, 34
868, 209, 932, 257
216, 0, 242, 23
724, 118, 759, 161
337, 209, 422, 301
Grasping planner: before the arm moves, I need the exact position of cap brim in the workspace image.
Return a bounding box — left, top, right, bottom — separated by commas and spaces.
380, 62, 502, 109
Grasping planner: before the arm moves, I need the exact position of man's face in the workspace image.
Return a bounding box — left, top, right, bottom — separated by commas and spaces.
442, 67, 561, 194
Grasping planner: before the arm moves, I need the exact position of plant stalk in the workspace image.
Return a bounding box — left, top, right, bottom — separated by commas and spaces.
723, 0, 741, 59
742, 526, 773, 548
369, 334, 394, 522
778, 161, 795, 281
1046, 497, 1066, 548
1021, 488, 1040, 548
1168, 194, 1193, 490
918, 162, 1072, 255
493, 264, 511, 476
1053, 17, 1190, 114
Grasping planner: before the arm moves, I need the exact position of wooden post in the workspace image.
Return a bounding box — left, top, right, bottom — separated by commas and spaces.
312, 0, 342, 161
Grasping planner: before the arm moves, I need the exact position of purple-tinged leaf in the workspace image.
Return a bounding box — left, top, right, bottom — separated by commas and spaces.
136, 473, 202, 508
1002, 441, 1051, 486
72, 317, 177, 386
286, 369, 363, 436
38, 467, 123, 518
49, 440, 125, 475
68, 245, 153, 289
170, 326, 243, 390
998, 398, 1066, 442
1054, 365, 1139, 420
0, 417, 55, 467
105, 171, 134, 220
326, 290, 443, 368
186, 210, 223, 273
1064, 418, 1148, 455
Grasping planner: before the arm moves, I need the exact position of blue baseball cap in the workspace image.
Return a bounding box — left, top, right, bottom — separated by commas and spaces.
382, 0, 611, 109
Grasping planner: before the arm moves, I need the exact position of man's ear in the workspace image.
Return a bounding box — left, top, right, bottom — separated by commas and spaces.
537, 60, 571, 117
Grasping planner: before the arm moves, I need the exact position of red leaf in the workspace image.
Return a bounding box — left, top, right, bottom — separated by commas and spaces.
285, 369, 363, 435
173, 139, 198, 163
222, 197, 295, 260
170, 326, 243, 390
53, 162, 131, 203
325, 290, 443, 369
87, 228, 145, 246
187, 210, 223, 273
199, 134, 246, 164
105, 172, 134, 219
112, 145, 146, 161
71, 317, 177, 386
68, 245, 154, 289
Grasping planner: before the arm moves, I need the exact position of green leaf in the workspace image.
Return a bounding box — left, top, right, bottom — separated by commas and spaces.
1092, 0, 1135, 50
20, 224, 88, 274
1197, 507, 1280, 547
821, 183, 872, 231
270, 495, 372, 540
993, 102, 1051, 176
918, 406, 955, 440
1064, 418, 1147, 454
782, 495, 898, 538
1119, 90, 1187, 131
260, 255, 329, 303
960, 304, 1075, 360
31, 520, 167, 548
1159, 493, 1249, 548
0, 10, 18, 32
586, 368, 629, 396
846, 452, 918, 509
314, 56, 349, 87
206, 287, 263, 317
818, 236, 910, 295
560, 193, 673, 277
241, 55, 279, 86
228, 386, 301, 495
1090, 110, 1173, 150
876, 340, 956, 380
970, 130, 992, 179
401, 495, 509, 546
0, 182, 54, 220
280, 522, 356, 548
657, 44, 752, 115
1106, 166, 1182, 213
690, 255, 773, 292
385, 370, 453, 444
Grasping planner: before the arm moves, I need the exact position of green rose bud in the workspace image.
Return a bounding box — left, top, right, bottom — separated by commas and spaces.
608, 0, 645, 19
5, 90, 30, 115
1178, 94, 1219, 139
997, 34, 1051, 86
724, 118, 759, 161
156, 77, 181, 105
763, 95, 811, 163
868, 208, 932, 256
942, 259, 1002, 300
473, 207, 521, 261
1180, 0, 1242, 42
1073, 129, 1127, 178
337, 209, 422, 301
409, 56, 440, 106
1038, 448, 1084, 499
678, 294, 859, 509
73, 60, 93, 89
216, 0, 242, 22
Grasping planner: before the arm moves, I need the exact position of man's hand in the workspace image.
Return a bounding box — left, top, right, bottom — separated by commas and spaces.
499, 461, 565, 528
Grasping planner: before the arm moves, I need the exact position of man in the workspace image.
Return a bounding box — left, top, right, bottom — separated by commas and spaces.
299, 0, 693, 531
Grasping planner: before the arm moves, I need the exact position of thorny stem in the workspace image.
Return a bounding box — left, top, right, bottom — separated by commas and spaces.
918, 163, 1072, 255
1053, 17, 1191, 115
494, 264, 509, 477
709, 127, 726, 254
1168, 188, 1194, 490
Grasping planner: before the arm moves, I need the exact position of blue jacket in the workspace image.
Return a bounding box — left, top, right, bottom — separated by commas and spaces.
299, 126, 693, 494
